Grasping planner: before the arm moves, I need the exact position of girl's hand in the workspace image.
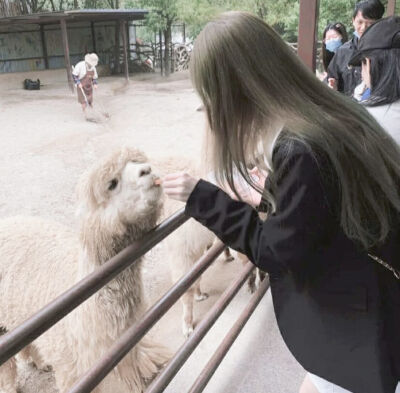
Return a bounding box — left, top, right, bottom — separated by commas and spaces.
328, 78, 337, 90
361, 57, 371, 88
225, 167, 267, 208
162, 173, 199, 202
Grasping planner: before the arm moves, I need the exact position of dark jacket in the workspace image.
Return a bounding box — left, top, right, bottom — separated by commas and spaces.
328, 36, 362, 96
185, 140, 400, 393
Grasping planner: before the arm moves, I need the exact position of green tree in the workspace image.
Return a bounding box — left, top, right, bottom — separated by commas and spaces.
126, 0, 181, 76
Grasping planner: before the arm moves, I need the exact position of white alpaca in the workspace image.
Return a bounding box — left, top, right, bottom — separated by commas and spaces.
0, 148, 169, 393
152, 157, 217, 337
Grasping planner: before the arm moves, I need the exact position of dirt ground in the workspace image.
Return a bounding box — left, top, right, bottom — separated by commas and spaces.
0, 70, 304, 393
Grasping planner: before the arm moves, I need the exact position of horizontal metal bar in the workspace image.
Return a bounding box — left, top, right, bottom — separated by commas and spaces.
0, 56, 44, 62
0, 53, 95, 62
145, 262, 256, 393
68, 241, 225, 393
0, 29, 40, 34
0, 49, 130, 63
0, 24, 96, 34
0, 208, 189, 366
188, 276, 270, 393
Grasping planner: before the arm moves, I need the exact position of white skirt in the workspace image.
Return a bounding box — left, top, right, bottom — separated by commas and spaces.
308, 373, 400, 393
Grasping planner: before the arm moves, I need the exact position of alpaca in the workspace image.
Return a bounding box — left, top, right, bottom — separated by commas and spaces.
153, 157, 263, 337
235, 252, 267, 293
152, 157, 226, 337
0, 148, 169, 393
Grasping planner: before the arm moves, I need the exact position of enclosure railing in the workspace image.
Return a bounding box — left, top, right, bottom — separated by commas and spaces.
0, 207, 270, 393
0, 209, 188, 364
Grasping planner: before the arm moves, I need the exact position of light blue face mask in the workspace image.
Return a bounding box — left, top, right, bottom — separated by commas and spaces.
361, 87, 371, 101
325, 38, 342, 53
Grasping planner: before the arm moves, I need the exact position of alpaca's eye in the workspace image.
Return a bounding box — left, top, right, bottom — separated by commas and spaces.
139, 167, 151, 177
108, 179, 118, 191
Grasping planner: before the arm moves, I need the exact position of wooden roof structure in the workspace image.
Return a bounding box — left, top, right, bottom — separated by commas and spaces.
0, 9, 148, 90
0, 9, 148, 25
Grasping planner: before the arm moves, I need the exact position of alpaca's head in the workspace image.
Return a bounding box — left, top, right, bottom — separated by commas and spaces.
76, 148, 163, 263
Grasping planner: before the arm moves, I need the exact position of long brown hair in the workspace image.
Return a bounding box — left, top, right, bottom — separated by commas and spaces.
191, 11, 400, 249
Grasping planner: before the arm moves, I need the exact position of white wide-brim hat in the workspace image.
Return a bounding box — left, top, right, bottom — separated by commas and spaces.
85, 53, 99, 68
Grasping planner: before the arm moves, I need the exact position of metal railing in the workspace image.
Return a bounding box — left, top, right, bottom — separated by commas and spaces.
0, 208, 270, 393
0, 209, 188, 364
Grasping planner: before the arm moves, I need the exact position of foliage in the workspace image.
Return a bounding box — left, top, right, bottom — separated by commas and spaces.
4, 0, 398, 41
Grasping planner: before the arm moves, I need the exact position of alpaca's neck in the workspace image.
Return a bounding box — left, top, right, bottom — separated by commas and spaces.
80, 210, 158, 267
76, 213, 159, 331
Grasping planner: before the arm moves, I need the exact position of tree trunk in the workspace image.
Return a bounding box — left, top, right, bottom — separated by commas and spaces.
255, 0, 267, 19
74, 0, 78, 8
163, 23, 172, 77
20, 0, 29, 14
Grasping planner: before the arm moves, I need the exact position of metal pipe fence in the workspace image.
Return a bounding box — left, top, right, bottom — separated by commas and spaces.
68, 241, 225, 393
0, 208, 188, 365
188, 276, 270, 393
0, 208, 269, 393
145, 261, 257, 393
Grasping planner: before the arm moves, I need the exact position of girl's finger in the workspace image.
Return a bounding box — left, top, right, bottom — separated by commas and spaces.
163, 173, 186, 181
163, 190, 185, 196
162, 181, 185, 189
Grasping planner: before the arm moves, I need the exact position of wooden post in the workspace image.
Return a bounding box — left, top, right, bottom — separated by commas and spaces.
159, 29, 163, 76
170, 39, 174, 74
126, 21, 130, 60
40, 24, 49, 70
91, 21, 96, 53
183, 23, 186, 44
164, 26, 171, 77
114, 21, 120, 74
387, 0, 397, 16
60, 19, 74, 93
120, 20, 129, 82
297, 0, 320, 72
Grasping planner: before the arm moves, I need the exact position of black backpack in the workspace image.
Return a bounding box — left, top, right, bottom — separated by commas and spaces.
23, 79, 40, 90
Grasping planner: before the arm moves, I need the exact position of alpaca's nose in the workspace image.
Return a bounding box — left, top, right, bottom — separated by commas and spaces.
138, 164, 152, 177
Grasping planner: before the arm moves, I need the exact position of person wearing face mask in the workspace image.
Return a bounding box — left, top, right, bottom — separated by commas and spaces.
72, 53, 99, 112
327, 0, 384, 96
349, 17, 400, 145
319, 23, 348, 82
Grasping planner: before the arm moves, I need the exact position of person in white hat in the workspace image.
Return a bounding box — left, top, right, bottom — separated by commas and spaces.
72, 53, 99, 112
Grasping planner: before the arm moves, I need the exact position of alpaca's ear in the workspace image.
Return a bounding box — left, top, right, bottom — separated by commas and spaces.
75, 171, 97, 219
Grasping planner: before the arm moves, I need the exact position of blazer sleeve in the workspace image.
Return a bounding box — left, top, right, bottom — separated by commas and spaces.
327, 50, 345, 93
185, 147, 338, 276
327, 53, 340, 80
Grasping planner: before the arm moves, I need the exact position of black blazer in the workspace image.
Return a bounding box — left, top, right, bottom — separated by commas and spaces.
185, 140, 400, 393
